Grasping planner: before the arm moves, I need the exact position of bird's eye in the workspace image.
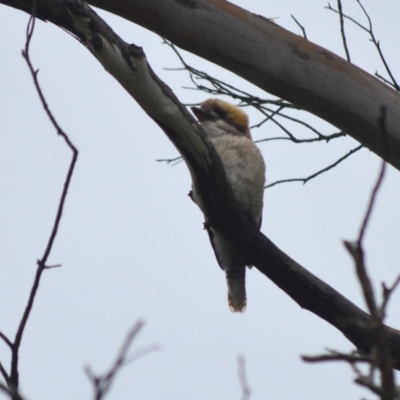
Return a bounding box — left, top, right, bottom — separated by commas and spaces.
215, 107, 228, 119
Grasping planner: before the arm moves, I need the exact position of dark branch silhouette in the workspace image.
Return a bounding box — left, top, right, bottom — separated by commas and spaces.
303, 107, 398, 399
161, 39, 366, 188
163, 40, 346, 144
2, 0, 400, 385
265, 144, 363, 188
326, 1, 399, 91
238, 356, 251, 400
85, 321, 159, 400
0, 382, 24, 400
336, 0, 351, 62
0, 11, 78, 395
291, 15, 307, 40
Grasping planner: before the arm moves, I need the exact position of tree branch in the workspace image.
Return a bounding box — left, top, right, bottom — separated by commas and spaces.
336, 0, 351, 62
265, 144, 363, 188
291, 15, 307, 40
85, 0, 400, 170
303, 108, 397, 399
238, 356, 251, 400
3, 0, 400, 372
326, 1, 399, 92
2, 0, 400, 169
85, 321, 159, 400
0, 9, 79, 393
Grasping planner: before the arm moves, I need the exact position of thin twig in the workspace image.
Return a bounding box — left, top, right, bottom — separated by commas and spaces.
85, 321, 159, 400
343, 106, 396, 399
0, 361, 10, 384
343, 108, 387, 317
337, 0, 351, 61
374, 72, 395, 88
163, 39, 345, 143
355, 0, 399, 91
238, 356, 251, 400
156, 156, 183, 165
326, 2, 399, 91
291, 15, 307, 40
381, 273, 400, 314
265, 144, 363, 188
255, 132, 345, 144
0, 333, 13, 350
7, 11, 79, 390
163, 38, 359, 187
357, 107, 387, 245
354, 377, 387, 397
302, 351, 372, 364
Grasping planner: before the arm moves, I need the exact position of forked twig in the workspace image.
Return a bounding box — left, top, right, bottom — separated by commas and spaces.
291, 15, 307, 40
326, 1, 399, 91
303, 107, 397, 399
265, 144, 363, 188
0, 10, 78, 393
162, 39, 359, 186
85, 321, 159, 400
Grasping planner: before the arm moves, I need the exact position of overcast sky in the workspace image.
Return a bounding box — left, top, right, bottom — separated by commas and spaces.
1, 1, 400, 399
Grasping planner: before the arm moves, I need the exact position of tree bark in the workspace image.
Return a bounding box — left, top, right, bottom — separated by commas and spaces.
2, 0, 400, 368
3, 0, 400, 168
86, 0, 400, 170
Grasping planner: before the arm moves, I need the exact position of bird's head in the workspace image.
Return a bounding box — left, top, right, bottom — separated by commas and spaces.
191, 99, 251, 139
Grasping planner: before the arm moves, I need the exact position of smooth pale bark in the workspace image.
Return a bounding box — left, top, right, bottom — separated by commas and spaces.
3, 0, 400, 168
85, 0, 400, 170
2, 0, 400, 369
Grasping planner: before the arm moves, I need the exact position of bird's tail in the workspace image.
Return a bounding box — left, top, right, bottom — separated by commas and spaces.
226, 269, 246, 312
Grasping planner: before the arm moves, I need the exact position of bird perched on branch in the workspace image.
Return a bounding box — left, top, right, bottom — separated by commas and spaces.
191, 99, 265, 312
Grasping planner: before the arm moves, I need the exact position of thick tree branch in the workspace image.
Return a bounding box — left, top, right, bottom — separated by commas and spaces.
85, 0, 400, 171
3, 0, 399, 370
3, 0, 400, 168
302, 109, 397, 399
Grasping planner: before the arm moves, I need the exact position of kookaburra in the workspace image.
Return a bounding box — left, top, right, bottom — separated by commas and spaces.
191, 99, 265, 312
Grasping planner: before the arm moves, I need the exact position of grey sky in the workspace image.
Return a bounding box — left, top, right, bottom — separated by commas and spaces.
1, 1, 400, 399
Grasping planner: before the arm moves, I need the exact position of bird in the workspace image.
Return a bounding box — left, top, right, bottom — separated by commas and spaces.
190, 98, 265, 312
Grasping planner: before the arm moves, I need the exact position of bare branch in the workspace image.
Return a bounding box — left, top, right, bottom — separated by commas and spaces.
344, 240, 377, 317
355, 0, 399, 91
0, 333, 13, 350
302, 349, 372, 364
0, 382, 24, 400
290, 15, 307, 40
336, 0, 351, 62
163, 39, 345, 144
381, 274, 400, 314
4, 0, 397, 168
0, 362, 10, 385
255, 132, 345, 144
85, 321, 159, 400
326, 1, 399, 91
156, 156, 183, 165
358, 107, 387, 246
354, 377, 387, 397
4, 0, 400, 373
163, 39, 359, 185
237, 356, 251, 400
303, 107, 397, 399
3, 11, 79, 391
265, 144, 363, 189
342, 107, 396, 399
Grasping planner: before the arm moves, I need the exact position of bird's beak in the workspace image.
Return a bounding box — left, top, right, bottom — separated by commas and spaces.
191, 107, 216, 122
